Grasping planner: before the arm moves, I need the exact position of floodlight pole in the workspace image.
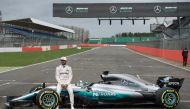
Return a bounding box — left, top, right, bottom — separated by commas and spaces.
32, 30, 34, 46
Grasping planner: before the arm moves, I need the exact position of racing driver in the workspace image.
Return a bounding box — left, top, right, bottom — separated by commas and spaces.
55, 56, 74, 109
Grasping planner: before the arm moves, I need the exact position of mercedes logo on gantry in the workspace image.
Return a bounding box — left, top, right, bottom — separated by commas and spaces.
154, 5, 162, 13
65, 6, 73, 14
109, 6, 117, 14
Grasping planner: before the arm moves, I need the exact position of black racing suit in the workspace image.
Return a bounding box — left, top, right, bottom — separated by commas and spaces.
182, 49, 188, 66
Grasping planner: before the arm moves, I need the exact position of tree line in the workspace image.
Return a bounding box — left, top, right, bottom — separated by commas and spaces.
112, 32, 156, 38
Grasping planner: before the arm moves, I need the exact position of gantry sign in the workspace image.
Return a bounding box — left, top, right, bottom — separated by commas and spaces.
53, 2, 190, 18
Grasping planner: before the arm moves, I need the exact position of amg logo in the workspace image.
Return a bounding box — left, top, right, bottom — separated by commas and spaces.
168, 82, 180, 85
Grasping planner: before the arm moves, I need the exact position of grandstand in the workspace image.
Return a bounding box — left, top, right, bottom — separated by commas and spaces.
129, 17, 190, 50
0, 18, 78, 47
164, 17, 190, 39
152, 17, 190, 39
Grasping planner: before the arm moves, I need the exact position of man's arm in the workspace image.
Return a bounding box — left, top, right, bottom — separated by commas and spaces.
65, 66, 73, 84
69, 67, 73, 83
55, 67, 61, 84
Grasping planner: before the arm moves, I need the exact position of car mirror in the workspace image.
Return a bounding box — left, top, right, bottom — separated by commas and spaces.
87, 87, 92, 92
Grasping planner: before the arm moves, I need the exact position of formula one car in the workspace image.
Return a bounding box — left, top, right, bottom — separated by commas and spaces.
6, 71, 184, 109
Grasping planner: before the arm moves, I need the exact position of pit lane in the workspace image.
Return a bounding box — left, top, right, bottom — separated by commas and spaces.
0, 46, 190, 109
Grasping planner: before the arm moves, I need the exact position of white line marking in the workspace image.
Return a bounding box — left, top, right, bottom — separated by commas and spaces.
68, 47, 100, 58
0, 96, 7, 98
0, 47, 99, 74
0, 82, 10, 87
0, 80, 16, 82
41, 68, 50, 72
181, 100, 190, 103
125, 47, 190, 72
0, 67, 21, 74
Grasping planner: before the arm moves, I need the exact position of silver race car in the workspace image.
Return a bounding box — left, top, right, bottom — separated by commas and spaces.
6, 71, 184, 109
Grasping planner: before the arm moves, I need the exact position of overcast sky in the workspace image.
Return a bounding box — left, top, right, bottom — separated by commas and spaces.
0, 0, 189, 38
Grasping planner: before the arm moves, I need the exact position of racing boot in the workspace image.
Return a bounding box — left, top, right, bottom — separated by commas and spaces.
56, 106, 59, 109
71, 104, 75, 109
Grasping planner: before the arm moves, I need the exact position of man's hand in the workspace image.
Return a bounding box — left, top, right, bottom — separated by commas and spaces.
61, 84, 68, 89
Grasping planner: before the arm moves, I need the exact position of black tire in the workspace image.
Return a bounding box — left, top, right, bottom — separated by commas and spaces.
29, 84, 44, 93
156, 87, 180, 109
29, 85, 44, 104
36, 88, 60, 109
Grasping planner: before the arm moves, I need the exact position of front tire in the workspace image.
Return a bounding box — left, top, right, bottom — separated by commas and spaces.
156, 87, 180, 108
29, 84, 44, 93
36, 88, 60, 109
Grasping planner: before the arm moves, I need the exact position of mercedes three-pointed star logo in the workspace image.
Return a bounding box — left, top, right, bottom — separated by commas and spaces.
154, 5, 161, 14
65, 6, 73, 14
109, 6, 117, 14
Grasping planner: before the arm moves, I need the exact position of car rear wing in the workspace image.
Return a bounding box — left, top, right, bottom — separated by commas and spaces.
156, 76, 184, 90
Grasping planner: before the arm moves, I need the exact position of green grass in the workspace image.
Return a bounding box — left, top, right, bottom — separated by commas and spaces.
0, 47, 93, 66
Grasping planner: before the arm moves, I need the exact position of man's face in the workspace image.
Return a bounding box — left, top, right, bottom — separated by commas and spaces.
61, 60, 67, 65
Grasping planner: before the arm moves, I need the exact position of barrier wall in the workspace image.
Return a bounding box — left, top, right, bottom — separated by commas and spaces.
127, 45, 190, 64
0, 44, 78, 53
22, 47, 42, 52
0, 48, 22, 53
79, 43, 109, 47
79, 43, 127, 47
72, 45, 77, 48
42, 46, 51, 51
50, 45, 59, 51
67, 44, 73, 48
109, 44, 126, 47
59, 45, 67, 49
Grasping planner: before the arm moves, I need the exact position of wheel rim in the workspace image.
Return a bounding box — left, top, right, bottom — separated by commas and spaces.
164, 92, 177, 106
42, 93, 56, 107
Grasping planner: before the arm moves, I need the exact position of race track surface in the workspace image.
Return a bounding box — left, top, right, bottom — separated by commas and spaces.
0, 46, 190, 109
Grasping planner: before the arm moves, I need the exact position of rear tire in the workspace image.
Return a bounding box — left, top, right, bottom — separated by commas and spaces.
36, 88, 60, 109
156, 87, 180, 108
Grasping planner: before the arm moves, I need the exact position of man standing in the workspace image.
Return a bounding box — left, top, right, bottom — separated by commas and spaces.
56, 56, 74, 109
182, 48, 189, 66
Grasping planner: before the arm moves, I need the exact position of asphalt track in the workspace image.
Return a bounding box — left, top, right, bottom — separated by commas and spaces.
0, 46, 190, 109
